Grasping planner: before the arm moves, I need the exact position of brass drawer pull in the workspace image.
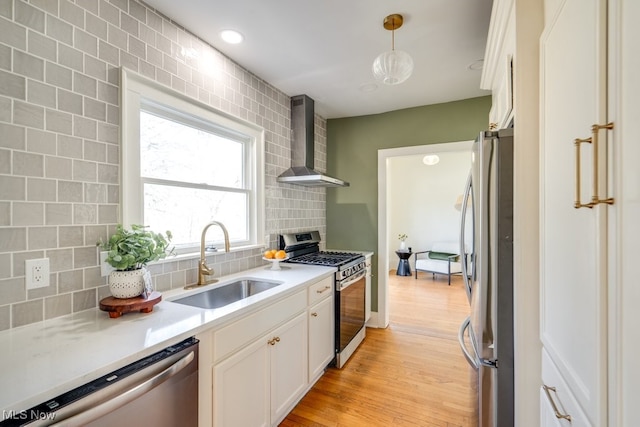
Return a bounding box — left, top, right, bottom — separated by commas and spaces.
542, 385, 572, 422
311, 312, 318, 317
316, 286, 331, 294
574, 122, 614, 208
267, 336, 281, 346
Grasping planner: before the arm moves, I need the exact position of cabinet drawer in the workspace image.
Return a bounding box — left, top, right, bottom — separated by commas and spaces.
214, 290, 306, 363
308, 276, 333, 306
541, 349, 592, 427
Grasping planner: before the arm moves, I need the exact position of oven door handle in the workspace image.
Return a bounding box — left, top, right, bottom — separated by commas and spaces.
338, 269, 366, 291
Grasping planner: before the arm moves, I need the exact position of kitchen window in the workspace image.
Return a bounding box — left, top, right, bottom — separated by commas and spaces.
121, 69, 265, 254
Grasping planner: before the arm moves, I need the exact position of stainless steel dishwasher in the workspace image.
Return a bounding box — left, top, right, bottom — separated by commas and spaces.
0, 337, 198, 427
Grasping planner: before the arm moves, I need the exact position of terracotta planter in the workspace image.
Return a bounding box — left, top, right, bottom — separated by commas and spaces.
108, 268, 146, 299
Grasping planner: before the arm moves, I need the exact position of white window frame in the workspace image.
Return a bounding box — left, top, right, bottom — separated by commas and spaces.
120, 68, 265, 254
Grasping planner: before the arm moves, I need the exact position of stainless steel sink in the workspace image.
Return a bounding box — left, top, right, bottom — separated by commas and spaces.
170, 278, 283, 309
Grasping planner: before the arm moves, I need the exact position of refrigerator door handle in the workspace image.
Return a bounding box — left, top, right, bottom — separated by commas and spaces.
458, 316, 479, 369
459, 171, 473, 303
480, 357, 498, 369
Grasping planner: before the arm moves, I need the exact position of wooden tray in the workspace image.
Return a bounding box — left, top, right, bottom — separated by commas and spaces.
99, 292, 162, 318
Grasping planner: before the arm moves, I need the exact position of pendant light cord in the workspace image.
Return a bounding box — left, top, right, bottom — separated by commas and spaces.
391, 17, 396, 51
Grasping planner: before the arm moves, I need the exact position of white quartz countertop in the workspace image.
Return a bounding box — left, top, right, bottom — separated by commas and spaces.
0, 263, 335, 414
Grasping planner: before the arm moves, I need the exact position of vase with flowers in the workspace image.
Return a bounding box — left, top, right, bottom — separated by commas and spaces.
398, 233, 408, 251
98, 224, 173, 299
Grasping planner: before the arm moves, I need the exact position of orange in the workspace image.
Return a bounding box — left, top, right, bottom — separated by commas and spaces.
275, 250, 287, 259
264, 250, 274, 259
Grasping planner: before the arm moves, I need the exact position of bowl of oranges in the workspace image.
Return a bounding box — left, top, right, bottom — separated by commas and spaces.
262, 249, 289, 270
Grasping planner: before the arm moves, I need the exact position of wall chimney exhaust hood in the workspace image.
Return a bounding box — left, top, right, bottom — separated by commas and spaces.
277, 95, 349, 187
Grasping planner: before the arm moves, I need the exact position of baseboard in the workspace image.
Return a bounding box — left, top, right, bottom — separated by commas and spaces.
366, 311, 381, 328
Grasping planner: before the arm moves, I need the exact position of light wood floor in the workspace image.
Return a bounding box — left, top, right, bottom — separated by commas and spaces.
280, 272, 478, 427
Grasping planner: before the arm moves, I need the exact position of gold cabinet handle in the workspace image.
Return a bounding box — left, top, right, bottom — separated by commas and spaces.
268, 336, 280, 346
542, 385, 572, 422
316, 286, 331, 294
311, 312, 318, 317
574, 122, 614, 208
574, 135, 592, 208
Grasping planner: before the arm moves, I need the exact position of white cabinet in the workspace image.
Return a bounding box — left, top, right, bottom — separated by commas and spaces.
269, 313, 308, 423
308, 296, 334, 382
539, 0, 639, 425
213, 333, 270, 427
481, 0, 515, 129
213, 312, 307, 427
540, 0, 608, 424
208, 275, 335, 427
307, 275, 334, 383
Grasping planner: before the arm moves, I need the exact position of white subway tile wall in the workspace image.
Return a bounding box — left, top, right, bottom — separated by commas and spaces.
0, 0, 328, 330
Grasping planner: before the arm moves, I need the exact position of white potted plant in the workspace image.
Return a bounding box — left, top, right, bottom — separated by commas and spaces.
99, 224, 173, 299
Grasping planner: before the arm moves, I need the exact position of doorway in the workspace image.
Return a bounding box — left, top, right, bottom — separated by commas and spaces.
376, 140, 472, 327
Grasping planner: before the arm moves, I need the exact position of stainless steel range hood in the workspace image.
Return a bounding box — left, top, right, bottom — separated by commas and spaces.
277, 95, 349, 187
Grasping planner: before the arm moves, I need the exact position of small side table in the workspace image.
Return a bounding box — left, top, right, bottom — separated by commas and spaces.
395, 250, 413, 276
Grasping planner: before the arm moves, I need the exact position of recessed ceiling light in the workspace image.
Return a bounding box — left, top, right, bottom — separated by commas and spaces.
220, 29, 244, 44
423, 154, 440, 166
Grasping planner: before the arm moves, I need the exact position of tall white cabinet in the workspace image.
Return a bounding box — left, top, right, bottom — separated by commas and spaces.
539, 0, 608, 425
539, 0, 639, 425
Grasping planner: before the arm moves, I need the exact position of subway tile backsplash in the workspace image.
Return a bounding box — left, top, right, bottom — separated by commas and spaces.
0, 0, 327, 330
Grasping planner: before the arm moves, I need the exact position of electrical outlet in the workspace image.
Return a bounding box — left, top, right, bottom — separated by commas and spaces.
25, 258, 50, 290
100, 251, 115, 277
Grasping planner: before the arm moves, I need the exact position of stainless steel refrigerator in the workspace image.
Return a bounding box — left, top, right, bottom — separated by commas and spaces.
458, 128, 514, 427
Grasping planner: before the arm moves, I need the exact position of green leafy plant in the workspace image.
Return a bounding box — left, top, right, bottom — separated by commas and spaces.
98, 224, 173, 271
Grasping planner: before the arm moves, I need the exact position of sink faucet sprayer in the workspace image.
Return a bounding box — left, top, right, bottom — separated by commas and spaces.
186, 221, 230, 289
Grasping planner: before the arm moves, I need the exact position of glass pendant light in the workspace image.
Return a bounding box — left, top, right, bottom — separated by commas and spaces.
372, 14, 414, 85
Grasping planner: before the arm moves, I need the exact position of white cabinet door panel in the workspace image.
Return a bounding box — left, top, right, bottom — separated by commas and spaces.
213, 337, 270, 427
270, 312, 308, 423
540, 0, 608, 425
308, 296, 334, 382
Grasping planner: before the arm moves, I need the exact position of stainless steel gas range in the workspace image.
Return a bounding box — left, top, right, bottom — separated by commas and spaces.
279, 231, 367, 368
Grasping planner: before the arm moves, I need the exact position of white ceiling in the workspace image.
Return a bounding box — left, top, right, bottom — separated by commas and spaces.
143, 0, 494, 119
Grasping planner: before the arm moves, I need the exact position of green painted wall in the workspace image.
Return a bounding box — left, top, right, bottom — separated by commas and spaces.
325, 96, 491, 311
